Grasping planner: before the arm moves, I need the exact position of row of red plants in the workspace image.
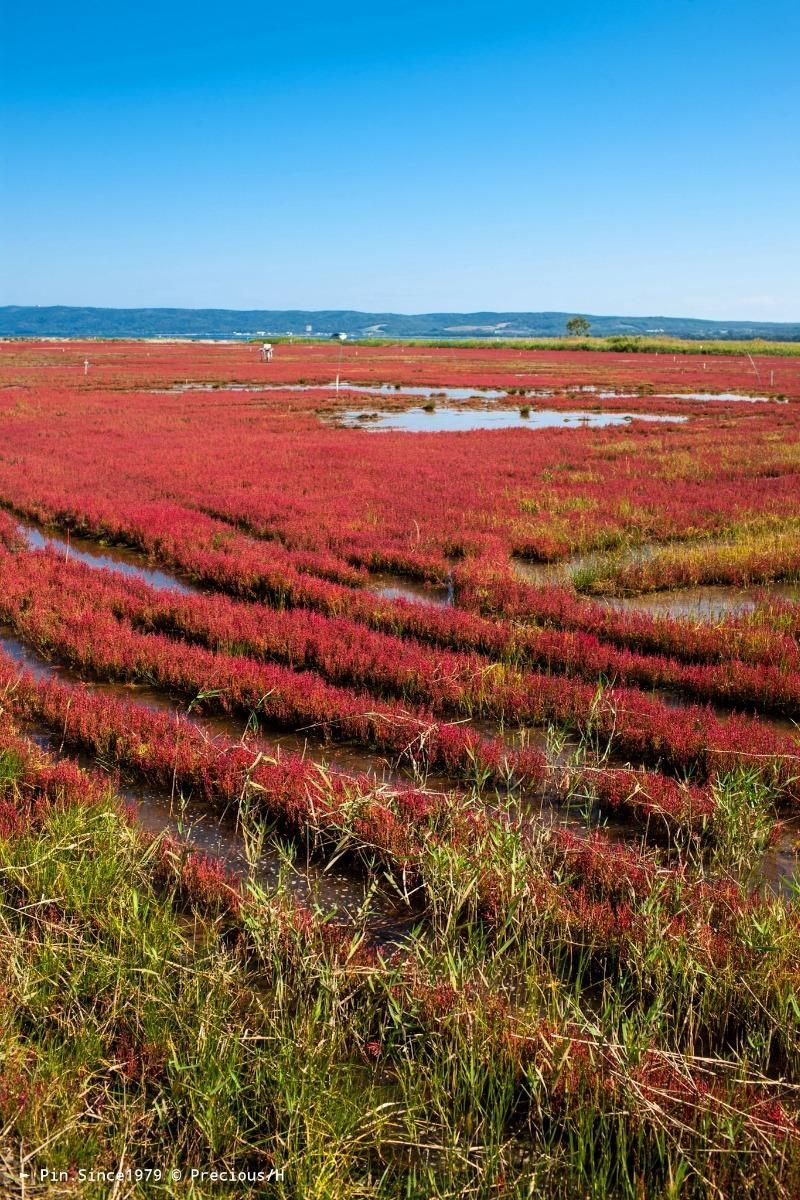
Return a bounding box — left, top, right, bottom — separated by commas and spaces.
2, 540, 798, 811
0, 544, 549, 791
0, 648, 779, 980
0, 650, 662, 904
113, 547, 800, 720
5, 490, 800, 769
6, 477, 800, 705
0, 508, 720, 836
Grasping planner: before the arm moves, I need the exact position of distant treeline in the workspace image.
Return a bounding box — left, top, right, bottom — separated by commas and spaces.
1, 305, 799, 344
369, 336, 800, 357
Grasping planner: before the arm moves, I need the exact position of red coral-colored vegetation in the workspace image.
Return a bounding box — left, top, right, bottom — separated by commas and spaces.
1, 339, 799, 1194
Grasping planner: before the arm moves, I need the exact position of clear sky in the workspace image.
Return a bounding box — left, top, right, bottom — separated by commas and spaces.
1, 0, 798, 319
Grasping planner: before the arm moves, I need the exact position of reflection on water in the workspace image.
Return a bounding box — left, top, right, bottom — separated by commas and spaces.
339, 408, 686, 433
144, 381, 788, 406
511, 557, 575, 587
155, 381, 511, 400
17, 519, 197, 594
570, 387, 777, 403
760, 819, 800, 899
604, 582, 800, 619
511, 554, 800, 619
369, 572, 453, 608
336, 382, 509, 400
653, 391, 780, 403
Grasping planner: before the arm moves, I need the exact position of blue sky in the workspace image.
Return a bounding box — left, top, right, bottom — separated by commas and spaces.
2, 0, 798, 318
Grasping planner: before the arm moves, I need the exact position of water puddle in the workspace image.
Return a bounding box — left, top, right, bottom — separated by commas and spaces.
511, 554, 800, 616
604, 583, 800, 619
336, 382, 509, 400
369, 572, 453, 608
15, 517, 197, 595
569, 387, 777, 403
338, 408, 686, 433
510, 557, 576, 587
155, 381, 780, 405
154, 381, 510, 400
152, 383, 274, 393
652, 392, 780, 403
760, 818, 800, 899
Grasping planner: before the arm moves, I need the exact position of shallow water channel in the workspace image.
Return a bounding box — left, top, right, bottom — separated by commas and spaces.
511, 556, 800, 618
568, 386, 778, 403
19, 522, 198, 595
603, 583, 800, 619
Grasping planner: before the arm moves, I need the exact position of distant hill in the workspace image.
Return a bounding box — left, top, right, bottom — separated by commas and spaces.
1, 306, 799, 342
